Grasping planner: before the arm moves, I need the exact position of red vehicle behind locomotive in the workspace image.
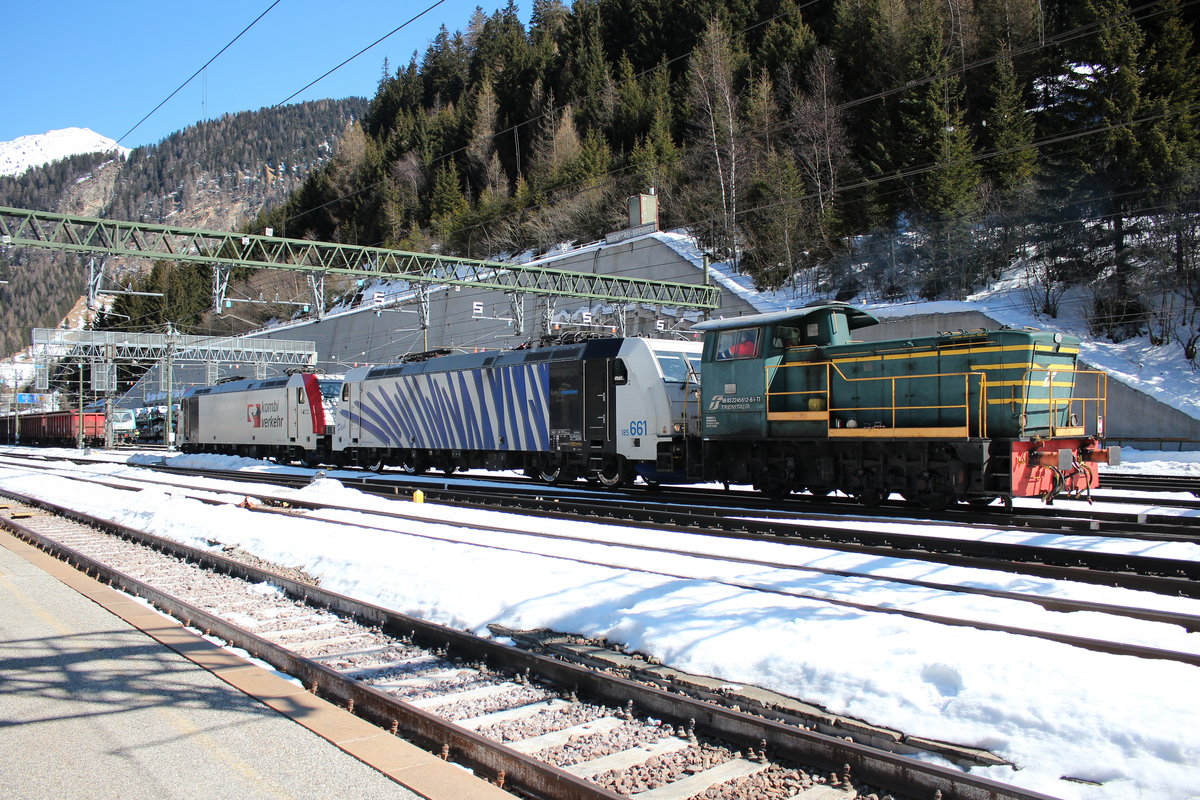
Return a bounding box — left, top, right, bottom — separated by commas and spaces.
1, 411, 108, 447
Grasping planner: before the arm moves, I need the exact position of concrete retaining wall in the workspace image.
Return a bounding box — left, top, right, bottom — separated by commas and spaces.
134, 228, 1196, 446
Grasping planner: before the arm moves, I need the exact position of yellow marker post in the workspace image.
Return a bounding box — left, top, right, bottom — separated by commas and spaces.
412, 489, 425, 503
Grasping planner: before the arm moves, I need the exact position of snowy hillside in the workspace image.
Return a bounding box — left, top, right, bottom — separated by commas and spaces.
657, 230, 1200, 426
0, 127, 129, 177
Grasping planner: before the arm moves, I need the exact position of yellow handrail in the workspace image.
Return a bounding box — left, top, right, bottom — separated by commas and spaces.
764, 361, 987, 437
762, 361, 1108, 439
1013, 368, 1108, 437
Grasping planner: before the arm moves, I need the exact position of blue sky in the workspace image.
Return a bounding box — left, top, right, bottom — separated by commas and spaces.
1, 0, 523, 148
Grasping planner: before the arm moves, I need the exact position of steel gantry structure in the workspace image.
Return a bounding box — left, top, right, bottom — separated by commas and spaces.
29, 328, 318, 450
0, 206, 722, 318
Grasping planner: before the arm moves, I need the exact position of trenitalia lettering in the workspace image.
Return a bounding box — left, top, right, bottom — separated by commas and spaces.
707, 394, 763, 411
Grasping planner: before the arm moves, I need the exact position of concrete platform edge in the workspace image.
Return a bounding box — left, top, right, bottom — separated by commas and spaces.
0, 528, 512, 800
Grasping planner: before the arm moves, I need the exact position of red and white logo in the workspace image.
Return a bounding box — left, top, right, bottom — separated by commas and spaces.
247, 404, 262, 427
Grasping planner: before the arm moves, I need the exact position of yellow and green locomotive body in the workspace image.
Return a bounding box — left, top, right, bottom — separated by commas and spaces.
691, 302, 1117, 508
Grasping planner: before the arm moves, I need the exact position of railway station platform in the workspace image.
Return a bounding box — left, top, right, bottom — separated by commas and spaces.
0, 528, 513, 800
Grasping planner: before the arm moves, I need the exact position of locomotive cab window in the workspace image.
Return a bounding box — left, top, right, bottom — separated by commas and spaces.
319, 380, 342, 403
774, 326, 803, 349
656, 352, 699, 383
715, 328, 760, 360
297, 387, 306, 404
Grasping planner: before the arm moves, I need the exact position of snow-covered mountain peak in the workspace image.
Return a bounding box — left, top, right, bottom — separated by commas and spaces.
0, 127, 130, 178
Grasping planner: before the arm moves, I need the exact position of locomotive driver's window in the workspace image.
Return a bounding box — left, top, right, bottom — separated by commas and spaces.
297, 387, 306, 404
716, 328, 759, 360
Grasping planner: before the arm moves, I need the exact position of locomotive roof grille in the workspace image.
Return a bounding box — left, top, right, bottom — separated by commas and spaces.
192, 377, 289, 395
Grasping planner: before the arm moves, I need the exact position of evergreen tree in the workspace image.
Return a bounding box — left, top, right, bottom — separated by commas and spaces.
756, 0, 817, 84
613, 55, 649, 153
980, 49, 1037, 281
629, 63, 682, 202
986, 50, 1037, 199
570, 24, 617, 133
743, 150, 809, 290
1074, 0, 1148, 339
428, 160, 470, 246
832, 0, 907, 226
1137, 0, 1200, 194
917, 96, 984, 297
422, 26, 470, 108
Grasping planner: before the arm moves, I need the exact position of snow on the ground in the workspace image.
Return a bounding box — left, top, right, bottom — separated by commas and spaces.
1, 447, 1198, 799
1106, 447, 1200, 476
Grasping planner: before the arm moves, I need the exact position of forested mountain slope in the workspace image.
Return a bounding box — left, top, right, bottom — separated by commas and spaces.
242, 0, 1199, 363
0, 99, 366, 357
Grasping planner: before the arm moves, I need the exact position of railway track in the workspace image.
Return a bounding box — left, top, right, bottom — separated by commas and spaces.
3, 450, 1199, 605
8, 448, 1199, 528
1099, 472, 1200, 497
151, 460, 1200, 542
0, 489, 1064, 800
123, 460, 1200, 597
5, 454, 1199, 664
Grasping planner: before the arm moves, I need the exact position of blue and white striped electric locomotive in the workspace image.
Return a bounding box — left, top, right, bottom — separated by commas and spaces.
332, 336, 703, 486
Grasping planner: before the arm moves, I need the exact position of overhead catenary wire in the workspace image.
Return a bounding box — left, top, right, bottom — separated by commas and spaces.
78, 0, 1200, 342
278, 0, 1190, 241
191, 0, 449, 171
115, 0, 284, 146
82, 0, 452, 333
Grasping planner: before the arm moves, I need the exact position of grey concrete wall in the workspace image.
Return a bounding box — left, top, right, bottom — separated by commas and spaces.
255, 234, 758, 372
125, 230, 1197, 446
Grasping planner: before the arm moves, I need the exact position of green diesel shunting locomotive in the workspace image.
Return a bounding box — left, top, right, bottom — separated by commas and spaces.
685, 301, 1117, 509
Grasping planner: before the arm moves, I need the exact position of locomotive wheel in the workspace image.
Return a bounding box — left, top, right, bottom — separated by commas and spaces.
400, 452, 427, 475
852, 469, 885, 508
856, 488, 884, 508
902, 470, 955, 513
596, 457, 631, 488
919, 492, 953, 512
536, 457, 574, 485
905, 471, 954, 511
903, 489, 953, 511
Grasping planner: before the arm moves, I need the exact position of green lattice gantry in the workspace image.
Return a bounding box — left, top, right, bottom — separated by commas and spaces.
0, 205, 721, 311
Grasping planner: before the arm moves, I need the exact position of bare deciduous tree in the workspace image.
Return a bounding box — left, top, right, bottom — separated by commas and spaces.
688, 17, 744, 262
790, 46, 852, 248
